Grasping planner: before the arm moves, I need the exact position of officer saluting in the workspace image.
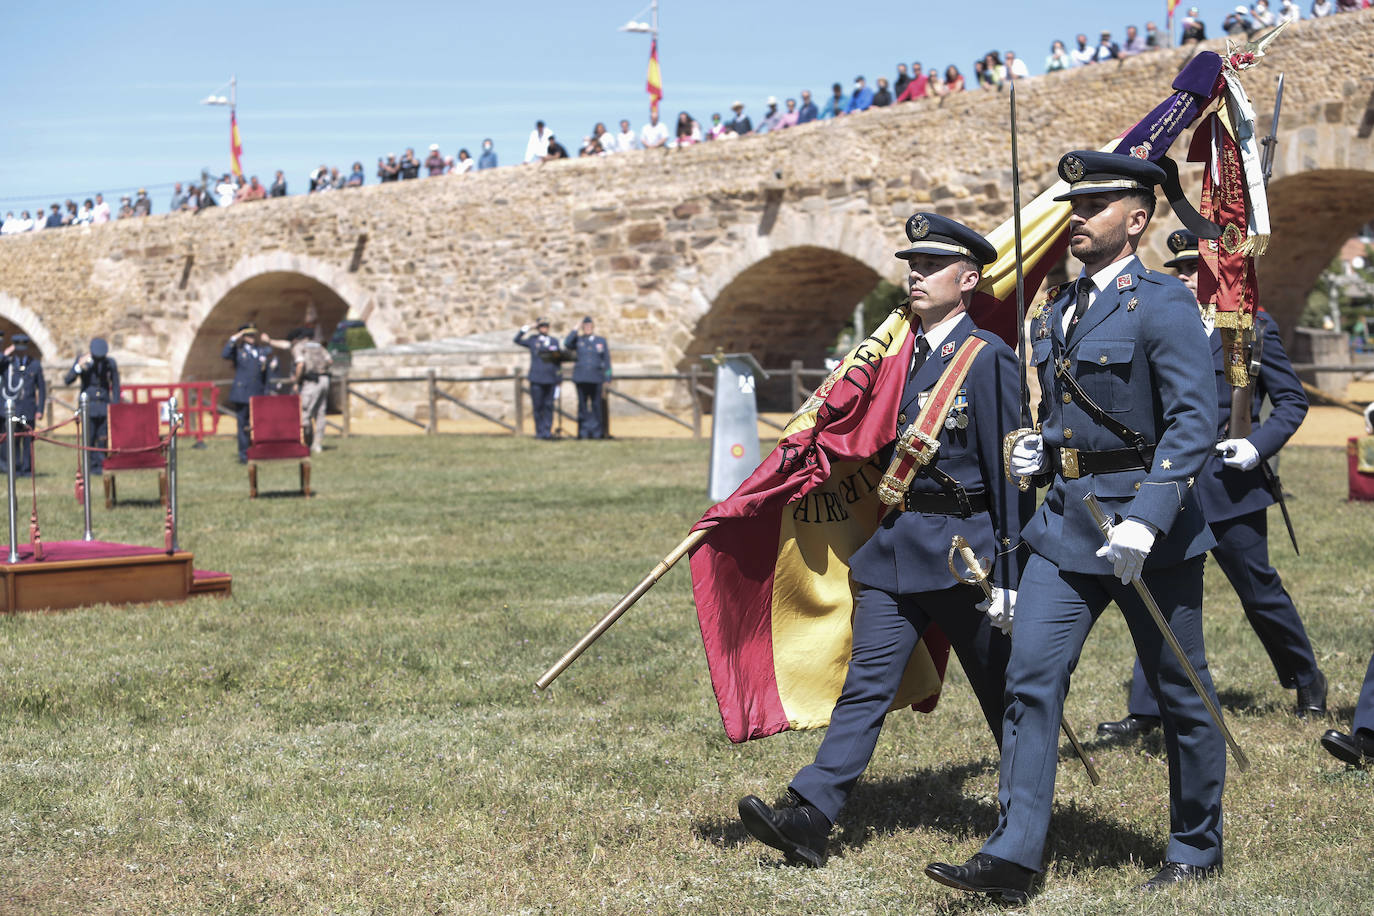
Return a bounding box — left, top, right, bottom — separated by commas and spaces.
514, 317, 563, 440
64, 337, 121, 475
736, 214, 1033, 867
563, 316, 611, 439
1, 333, 45, 477
222, 324, 273, 464
1098, 229, 1326, 739
927, 152, 1225, 903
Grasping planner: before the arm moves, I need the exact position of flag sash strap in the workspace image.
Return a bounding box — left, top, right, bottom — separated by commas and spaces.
877, 337, 988, 507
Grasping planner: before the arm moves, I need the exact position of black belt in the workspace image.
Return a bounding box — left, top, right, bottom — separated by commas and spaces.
1056, 445, 1156, 479
904, 490, 988, 517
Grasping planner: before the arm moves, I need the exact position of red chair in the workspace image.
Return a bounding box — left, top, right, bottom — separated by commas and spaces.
102, 402, 167, 509
247, 394, 311, 498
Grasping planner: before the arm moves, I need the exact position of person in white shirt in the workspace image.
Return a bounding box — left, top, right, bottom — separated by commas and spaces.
216, 174, 238, 206
1004, 51, 1030, 80
640, 110, 670, 149
524, 120, 553, 163
1278, 0, 1303, 20
92, 194, 110, 224
613, 119, 639, 153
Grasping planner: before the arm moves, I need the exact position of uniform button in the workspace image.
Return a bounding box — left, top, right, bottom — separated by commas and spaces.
1099, 354, 1109, 364
898, 413, 907, 424
1062, 392, 1072, 404
1063, 428, 1073, 439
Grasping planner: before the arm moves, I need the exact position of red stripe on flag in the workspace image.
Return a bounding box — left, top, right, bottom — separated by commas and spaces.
230, 111, 243, 178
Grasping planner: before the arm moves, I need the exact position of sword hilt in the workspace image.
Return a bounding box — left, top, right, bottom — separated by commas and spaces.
948, 535, 993, 599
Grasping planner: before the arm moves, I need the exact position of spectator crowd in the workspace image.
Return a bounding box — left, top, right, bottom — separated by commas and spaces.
2, 0, 1365, 236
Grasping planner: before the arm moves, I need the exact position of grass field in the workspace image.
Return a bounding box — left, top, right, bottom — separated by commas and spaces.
1, 435, 1372, 914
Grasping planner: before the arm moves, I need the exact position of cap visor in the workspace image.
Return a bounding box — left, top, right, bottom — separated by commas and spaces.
1163, 254, 1200, 269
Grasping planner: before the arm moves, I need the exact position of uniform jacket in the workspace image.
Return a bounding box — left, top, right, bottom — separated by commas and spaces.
1197, 310, 1307, 524
1, 354, 45, 419
64, 356, 121, 417
1026, 255, 1218, 573
849, 314, 1034, 594
222, 339, 270, 405
513, 329, 563, 385
563, 331, 611, 384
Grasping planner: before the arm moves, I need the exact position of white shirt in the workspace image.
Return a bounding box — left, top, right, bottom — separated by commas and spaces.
614, 129, 639, 152
1070, 45, 1095, 67
92, 201, 110, 223
216, 181, 237, 205
524, 127, 552, 163
1063, 254, 1137, 334
640, 120, 669, 148
912, 309, 966, 374
454, 157, 475, 173
1007, 57, 1030, 79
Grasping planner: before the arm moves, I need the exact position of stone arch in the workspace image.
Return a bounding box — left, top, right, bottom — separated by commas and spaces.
171, 253, 390, 382
0, 292, 59, 362
683, 206, 900, 372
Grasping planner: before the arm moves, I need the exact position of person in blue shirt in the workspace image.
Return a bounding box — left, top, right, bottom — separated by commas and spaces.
847, 76, 874, 113
222, 324, 274, 464
1098, 229, 1326, 739
562, 317, 611, 439
477, 139, 498, 170
928, 151, 1225, 903
735, 213, 1033, 869
64, 337, 121, 475
797, 89, 818, 124
818, 83, 849, 120
1, 334, 45, 476
514, 317, 563, 440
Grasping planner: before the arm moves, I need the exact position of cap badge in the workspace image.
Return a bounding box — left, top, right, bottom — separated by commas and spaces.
907, 213, 930, 241
1063, 156, 1085, 183
1168, 230, 1187, 251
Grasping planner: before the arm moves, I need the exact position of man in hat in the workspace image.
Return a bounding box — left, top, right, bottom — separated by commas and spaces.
562, 317, 611, 440
735, 213, 1033, 868
1098, 229, 1325, 738
514, 318, 563, 440
64, 337, 121, 475
425, 144, 446, 177
726, 102, 752, 137
927, 151, 1225, 902
223, 324, 273, 464
1, 334, 45, 476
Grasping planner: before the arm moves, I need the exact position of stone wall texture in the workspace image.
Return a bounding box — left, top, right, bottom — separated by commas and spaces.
2, 12, 1373, 420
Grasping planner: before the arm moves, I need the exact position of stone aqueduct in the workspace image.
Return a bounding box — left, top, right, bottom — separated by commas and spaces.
2, 14, 1373, 412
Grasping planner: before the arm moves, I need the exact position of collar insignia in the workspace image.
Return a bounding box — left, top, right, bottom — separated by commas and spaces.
940, 340, 956, 358
1116, 274, 1132, 290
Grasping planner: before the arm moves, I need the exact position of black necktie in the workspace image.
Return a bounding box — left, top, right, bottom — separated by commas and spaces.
910, 336, 930, 380
1066, 277, 1093, 342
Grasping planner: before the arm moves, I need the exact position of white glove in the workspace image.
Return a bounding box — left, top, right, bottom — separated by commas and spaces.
976, 587, 1016, 636
1216, 437, 1260, 471
1095, 519, 1156, 585
1010, 433, 1047, 476
520, 324, 531, 334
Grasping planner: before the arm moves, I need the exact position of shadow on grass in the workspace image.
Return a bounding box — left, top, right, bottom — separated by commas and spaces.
251, 490, 313, 500
106, 497, 165, 509
694, 755, 1158, 870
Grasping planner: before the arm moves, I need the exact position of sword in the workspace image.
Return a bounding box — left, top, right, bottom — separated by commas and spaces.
1082, 494, 1249, 771
948, 535, 1101, 786
1005, 82, 1038, 493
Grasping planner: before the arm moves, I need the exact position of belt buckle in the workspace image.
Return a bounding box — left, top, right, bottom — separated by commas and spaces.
1061, 447, 1081, 479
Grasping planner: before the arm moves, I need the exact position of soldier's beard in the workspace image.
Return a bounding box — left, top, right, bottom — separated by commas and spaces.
1069, 222, 1129, 271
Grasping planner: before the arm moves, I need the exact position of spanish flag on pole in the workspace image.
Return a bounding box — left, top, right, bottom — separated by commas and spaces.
689, 308, 950, 743
230, 110, 243, 178
646, 39, 662, 117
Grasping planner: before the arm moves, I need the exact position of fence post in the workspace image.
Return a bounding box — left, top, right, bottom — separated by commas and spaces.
426, 368, 438, 435
790, 360, 804, 411
689, 364, 702, 440
513, 369, 524, 436
341, 369, 352, 438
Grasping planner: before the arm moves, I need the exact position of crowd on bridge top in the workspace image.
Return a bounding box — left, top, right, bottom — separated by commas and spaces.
0, 0, 1363, 234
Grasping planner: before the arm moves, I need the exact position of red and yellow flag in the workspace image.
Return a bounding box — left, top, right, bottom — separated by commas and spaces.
1168, 0, 1181, 16
646, 39, 662, 117
689, 308, 950, 743
230, 110, 243, 178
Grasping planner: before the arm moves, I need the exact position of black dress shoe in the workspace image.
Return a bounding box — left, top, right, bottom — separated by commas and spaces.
1321, 729, 1374, 767
925, 853, 1035, 905
1141, 861, 1221, 891
1296, 670, 1328, 719
737, 789, 830, 867
1096, 714, 1161, 739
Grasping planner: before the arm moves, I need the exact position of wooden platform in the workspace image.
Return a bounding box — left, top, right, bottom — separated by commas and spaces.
0, 540, 232, 612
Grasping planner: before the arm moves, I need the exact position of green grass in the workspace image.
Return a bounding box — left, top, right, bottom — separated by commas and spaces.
1, 437, 1372, 914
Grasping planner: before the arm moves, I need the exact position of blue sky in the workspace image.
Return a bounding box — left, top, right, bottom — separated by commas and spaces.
2, 1, 1275, 217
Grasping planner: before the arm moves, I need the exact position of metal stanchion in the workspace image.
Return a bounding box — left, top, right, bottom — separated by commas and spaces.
6, 399, 18, 563
79, 392, 94, 541
167, 395, 181, 553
